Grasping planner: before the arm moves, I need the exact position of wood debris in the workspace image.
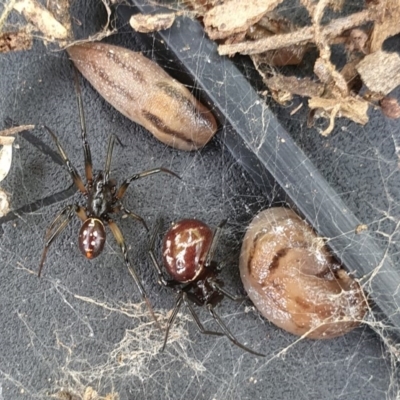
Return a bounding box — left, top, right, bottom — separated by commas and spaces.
0, 188, 10, 218
217, 9, 373, 56
355, 224, 368, 234
130, 13, 176, 33
0, 136, 14, 182
13, 0, 69, 40
308, 96, 369, 136
0, 124, 30, 184
46, 0, 72, 37
0, 0, 71, 50
0, 124, 34, 136
266, 75, 325, 98
129, 0, 400, 134
248, 13, 309, 67
356, 51, 400, 95
369, 0, 400, 52
182, 0, 400, 134
0, 0, 115, 52
0, 28, 32, 53
203, 0, 283, 40
380, 97, 400, 119
126, 0, 400, 135
344, 28, 368, 54
54, 387, 118, 400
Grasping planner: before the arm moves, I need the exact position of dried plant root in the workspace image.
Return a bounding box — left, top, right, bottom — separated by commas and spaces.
308, 96, 369, 136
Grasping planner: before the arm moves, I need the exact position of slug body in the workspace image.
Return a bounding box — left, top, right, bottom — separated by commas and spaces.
67, 43, 217, 151
240, 208, 367, 339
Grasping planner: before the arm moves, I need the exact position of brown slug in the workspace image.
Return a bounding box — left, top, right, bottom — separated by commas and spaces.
67, 42, 217, 151
239, 207, 368, 339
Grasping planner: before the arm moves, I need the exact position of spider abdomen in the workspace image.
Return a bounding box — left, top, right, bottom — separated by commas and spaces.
78, 218, 106, 259
162, 219, 213, 283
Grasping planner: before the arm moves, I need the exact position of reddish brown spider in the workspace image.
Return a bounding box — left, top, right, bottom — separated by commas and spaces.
149, 218, 265, 356
38, 69, 179, 327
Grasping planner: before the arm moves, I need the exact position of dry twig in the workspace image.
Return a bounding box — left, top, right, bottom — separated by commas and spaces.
13, 0, 69, 40
217, 9, 372, 56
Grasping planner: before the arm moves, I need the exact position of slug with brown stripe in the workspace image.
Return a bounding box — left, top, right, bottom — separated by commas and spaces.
239, 207, 368, 339
67, 42, 217, 151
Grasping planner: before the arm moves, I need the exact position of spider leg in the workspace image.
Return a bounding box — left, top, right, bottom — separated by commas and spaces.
210, 281, 247, 302
183, 293, 224, 337
161, 291, 223, 352
73, 66, 93, 184
116, 167, 181, 200
112, 204, 149, 232
122, 206, 148, 232
207, 305, 265, 357
43, 204, 86, 240
148, 218, 174, 287
107, 219, 162, 332
43, 126, 87, 195
75, 206, 88, 222
39, 204, 87, 277
162, 292, 184, 351
104, 134, 116, 182
205, 219, 227, 267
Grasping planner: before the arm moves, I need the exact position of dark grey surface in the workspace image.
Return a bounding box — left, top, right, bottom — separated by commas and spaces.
0, 1, 398, 400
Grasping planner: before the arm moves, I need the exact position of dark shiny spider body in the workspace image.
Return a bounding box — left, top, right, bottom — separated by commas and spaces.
149, 219, 265, 356
189, 265, 224, 307
88, 172, 116, 217
77, 171, 120, 259
38, 68, 179, 326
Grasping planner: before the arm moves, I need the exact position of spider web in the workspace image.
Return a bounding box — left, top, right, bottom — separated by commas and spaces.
0, 0, 399, 399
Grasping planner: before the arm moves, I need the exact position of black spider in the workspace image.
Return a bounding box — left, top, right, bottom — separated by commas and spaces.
38, 69, 179, 326
149, 218, 265, 356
